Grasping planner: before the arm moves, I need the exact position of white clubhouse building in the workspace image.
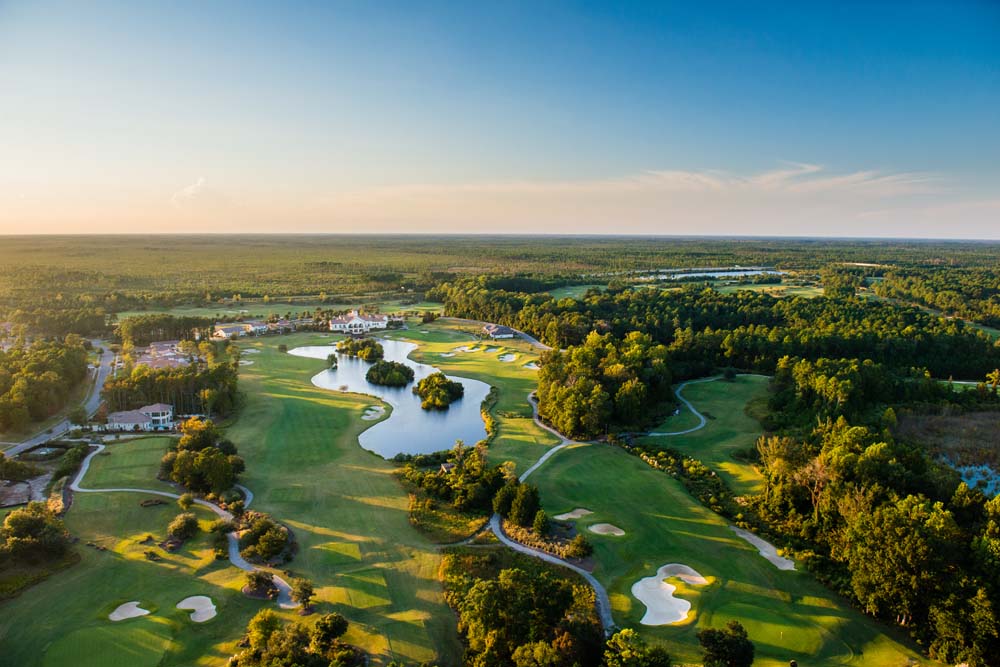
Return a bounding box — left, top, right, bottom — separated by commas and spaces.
329, 310, 396, 334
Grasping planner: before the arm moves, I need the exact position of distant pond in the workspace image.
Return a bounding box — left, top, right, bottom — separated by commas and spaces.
289, 339, 491, 458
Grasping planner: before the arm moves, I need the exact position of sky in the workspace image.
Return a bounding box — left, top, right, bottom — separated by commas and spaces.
1, 1, 998, 237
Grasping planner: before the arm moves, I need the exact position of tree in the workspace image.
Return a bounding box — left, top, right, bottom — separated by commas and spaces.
310, 612, 349, 653
245, 570, 278, 598
493, 481, 518, 517
177, 493, 194, 511
0, 501, 70, 560
698, 621, 755, 667
291, 577, 315, 609
167, 512, 199, 540
565, 534, 593, 559
512, 641, 562, 667
509, 484, 540, 527
604, 629, 671, 667
244, 609, 282, 652
532, 509, 550, 536
68, 406, 88, 427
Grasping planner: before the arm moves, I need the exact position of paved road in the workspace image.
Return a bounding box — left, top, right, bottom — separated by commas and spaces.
646, 376, 720, 436
69, 443, 298, 608
4, 340, 115, 457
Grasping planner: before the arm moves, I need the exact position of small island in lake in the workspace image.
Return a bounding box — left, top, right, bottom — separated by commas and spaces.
413, 372, 464, 410
365, 360, 415, 387
336, 338, 383, 362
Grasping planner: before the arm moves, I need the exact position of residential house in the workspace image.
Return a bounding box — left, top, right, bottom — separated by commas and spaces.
483, 324, 516, 340
104, 403, 175, 432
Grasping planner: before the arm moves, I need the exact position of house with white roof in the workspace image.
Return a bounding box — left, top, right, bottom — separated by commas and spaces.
329, 310, 391, 335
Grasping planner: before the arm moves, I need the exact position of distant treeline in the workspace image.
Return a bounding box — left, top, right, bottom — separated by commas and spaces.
432, 276, 1000, 380
873, 267, 1000, 329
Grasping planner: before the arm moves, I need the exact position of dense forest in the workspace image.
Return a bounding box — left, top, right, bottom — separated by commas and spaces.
874, 267, 1000, 328
432, 277, 999, 380
0, 336, 89, 431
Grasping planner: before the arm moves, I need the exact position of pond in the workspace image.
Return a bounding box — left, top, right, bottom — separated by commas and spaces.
289, 339, 491, 458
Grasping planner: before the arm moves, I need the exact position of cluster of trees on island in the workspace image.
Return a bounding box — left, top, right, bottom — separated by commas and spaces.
336, 338, 383, 362
365, 360, 413, 387
0, 336, 90, 432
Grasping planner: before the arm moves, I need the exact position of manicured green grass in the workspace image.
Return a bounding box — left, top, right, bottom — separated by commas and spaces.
0, 443, 259, 667
224, 332, 464, 666
547, 284, 605, 300
641, 376, 770, 496
530, 442, 934, 667
84, 436, 177, 493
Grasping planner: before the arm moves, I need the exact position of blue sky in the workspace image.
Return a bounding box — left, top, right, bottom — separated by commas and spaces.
1, 1, 997, 236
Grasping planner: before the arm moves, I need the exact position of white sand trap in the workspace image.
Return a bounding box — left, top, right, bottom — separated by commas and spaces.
554, 508, 593, 520
242, 349, 260, 354
484, 346, 499, 353
176, 595, 217, 622
523, 362, 539, 370
589, 523, 626, 536
729, 526, 795, 571
453, 345, 475, 352
439, 352, 456, 357
498, 353, 517, 362
238, 360, 254, 366
361, 405, 386, 421
109, 601, 150, 622
632, 563, 709, 625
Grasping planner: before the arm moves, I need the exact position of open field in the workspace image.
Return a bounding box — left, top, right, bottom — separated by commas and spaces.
531, 442, 934, 666
224, 331, 464, 666
641, 375, 770, 496
547, 284, 605, 300
714, 283, 825, 298
0, 442, 258, 667
114, 299, 444, 321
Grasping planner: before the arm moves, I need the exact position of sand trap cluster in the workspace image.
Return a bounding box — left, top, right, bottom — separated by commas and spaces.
631, 563, 709, 625
523, 362, 540, 370
729, 526, 795, 571
554, 508, 593, 520
177, 595, 217, 622
498, 353, 517, 362
589, 523, 626, 536
361, 405, 386, 421
238, 360, 254, 366
109, 601, 150, 622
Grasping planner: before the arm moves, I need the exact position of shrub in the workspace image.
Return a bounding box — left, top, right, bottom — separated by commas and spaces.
168, 513, 199, 541
532, 509, 550, 536
565, 534, 593, 559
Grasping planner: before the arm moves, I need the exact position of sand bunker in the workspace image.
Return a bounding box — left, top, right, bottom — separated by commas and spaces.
589, 523, 625, 536
484, 346, 499, 353
523, 362, 540, 370
238, 360, 254, 366
453, 345, 475, 352
242, 349, 260, 354
729, 526, 795, 571
176, 595, 217, 622
361, 405, 386, 421
439, 352, 456, 357
631, 563, 709, 625
554, 508, 593, 520
109, 601, 150, 622
498, 353, 517, 362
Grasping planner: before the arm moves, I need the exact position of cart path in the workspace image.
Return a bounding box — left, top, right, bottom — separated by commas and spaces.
69, 443, 298, 608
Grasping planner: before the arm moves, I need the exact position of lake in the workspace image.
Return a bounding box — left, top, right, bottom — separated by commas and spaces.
289, 339, 491, 458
